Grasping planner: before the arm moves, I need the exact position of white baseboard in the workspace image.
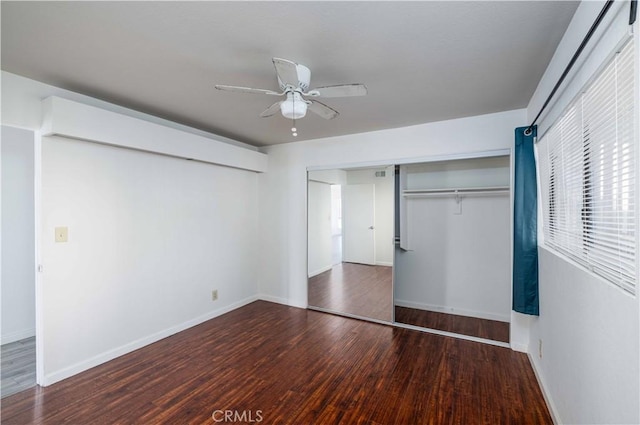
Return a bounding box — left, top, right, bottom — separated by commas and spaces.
308, 265, 333, 278
394, 321, 511, 349
1, 328, 36, 345
394, 299, 509, 323
375, 261, 393, 267
42, 295, 259, 386
510, 342, 528, 353
528, 352, 561, 425
258, 294, 306, 309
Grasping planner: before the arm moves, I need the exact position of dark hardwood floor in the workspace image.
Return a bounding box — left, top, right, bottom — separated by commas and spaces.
308, 262, 393, 322
1, 301, 551, 424
395, 306, 511, 343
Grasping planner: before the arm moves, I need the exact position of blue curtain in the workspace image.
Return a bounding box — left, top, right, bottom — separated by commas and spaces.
513, 126, 539, 315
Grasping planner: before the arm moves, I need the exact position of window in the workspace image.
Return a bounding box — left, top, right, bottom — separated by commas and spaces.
537, 39, 636, 295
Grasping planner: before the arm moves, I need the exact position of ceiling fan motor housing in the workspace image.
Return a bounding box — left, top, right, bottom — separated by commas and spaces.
277, 64, 311, 92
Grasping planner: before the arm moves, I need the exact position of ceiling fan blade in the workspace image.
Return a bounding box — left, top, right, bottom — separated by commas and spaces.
215, 85, 280, 95
307, 100, 339, 120
272, 58, 300, 88
260, 101, 283, 118
307, 84, 368, 98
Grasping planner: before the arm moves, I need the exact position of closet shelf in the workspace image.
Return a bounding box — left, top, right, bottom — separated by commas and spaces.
402, 186, 509, 198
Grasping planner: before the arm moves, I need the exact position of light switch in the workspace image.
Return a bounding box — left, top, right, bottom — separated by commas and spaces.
55, 226, 68, 243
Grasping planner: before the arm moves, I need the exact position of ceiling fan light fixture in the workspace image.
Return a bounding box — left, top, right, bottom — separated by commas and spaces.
280, 92, 307, 120
216, 57, 366, 125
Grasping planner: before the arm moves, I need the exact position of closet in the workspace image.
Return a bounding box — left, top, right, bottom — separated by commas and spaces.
394, 154, 511, 342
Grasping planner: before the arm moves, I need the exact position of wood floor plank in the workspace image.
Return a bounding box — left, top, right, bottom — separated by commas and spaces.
308, 263, 393, 322
0, 301, 550, 424
395, 306, 510, 343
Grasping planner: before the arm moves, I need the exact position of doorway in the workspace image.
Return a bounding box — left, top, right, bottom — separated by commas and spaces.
1, 126, 38, 397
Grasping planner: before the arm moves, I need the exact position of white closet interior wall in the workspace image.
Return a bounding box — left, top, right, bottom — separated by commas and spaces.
395, 156, 511, 322
307, 180, 333, 277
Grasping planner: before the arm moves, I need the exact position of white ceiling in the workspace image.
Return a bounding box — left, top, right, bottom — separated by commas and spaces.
1, 1, 579, 147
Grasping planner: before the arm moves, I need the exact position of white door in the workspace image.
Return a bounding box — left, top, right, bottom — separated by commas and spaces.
342, 184, 375, 265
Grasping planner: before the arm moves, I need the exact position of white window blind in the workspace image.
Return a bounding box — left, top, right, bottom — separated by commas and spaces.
537, 39, 636, 295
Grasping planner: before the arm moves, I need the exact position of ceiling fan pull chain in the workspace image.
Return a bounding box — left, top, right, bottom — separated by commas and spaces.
291, 95, 298, 136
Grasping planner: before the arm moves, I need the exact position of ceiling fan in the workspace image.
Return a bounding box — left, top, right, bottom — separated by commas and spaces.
215, 58, 367, 132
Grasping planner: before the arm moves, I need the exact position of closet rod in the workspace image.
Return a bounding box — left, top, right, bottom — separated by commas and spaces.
525, 0, 615, 136
402, 187, 509, 197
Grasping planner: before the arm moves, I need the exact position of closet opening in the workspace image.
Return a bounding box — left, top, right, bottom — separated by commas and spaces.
394, 154, 511, 343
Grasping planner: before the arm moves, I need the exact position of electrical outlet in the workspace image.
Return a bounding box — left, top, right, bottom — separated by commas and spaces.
538, 339, 543, 359
55, 226, 68, 243
212, 290, 218, 301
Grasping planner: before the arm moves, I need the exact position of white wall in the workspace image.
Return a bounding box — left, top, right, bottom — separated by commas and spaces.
258, 109, 526, 313
307, 180, 332, 277
2, 73, 265, 385
404, 156, 511, 190
345, 167, 394, 266
527, 1, 640, 423
1, 126, 36, 344
535, 248, 639, 424
41, 136, 259, 384
308, 169, 347, 185
396, 196, 510, 322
